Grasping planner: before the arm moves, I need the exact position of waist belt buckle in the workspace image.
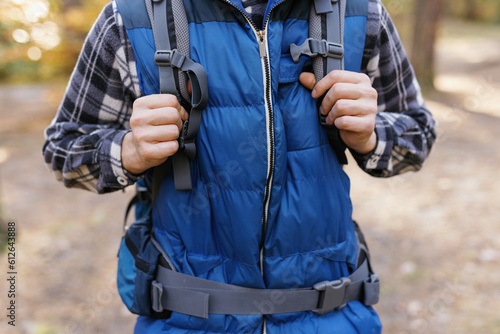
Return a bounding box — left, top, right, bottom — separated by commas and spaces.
313, 277, 351, 315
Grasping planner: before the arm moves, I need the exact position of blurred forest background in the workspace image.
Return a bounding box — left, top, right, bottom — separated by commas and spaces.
1, 0, 500, 333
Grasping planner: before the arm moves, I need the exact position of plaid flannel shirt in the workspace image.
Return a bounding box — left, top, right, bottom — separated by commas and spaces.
43, 0, 436, 194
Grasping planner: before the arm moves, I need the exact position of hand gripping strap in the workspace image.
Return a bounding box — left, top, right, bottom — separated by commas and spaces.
150, 259, 379, 318
289, 0, 348, 164
151, 0, 209, 190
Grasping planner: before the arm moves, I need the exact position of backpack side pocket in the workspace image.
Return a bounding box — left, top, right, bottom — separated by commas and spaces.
117, 216, 171, 318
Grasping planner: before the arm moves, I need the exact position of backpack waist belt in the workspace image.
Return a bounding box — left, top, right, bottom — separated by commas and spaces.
151, 258, 379, 319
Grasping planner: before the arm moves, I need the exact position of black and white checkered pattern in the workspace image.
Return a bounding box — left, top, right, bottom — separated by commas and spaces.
241, 0, 268, 28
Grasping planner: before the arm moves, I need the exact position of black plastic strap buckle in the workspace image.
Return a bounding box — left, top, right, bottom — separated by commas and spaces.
313, 277, 351, 315
178, 120, 196, 160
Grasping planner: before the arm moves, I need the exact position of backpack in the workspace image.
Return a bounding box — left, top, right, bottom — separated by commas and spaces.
115, 0, 377, 319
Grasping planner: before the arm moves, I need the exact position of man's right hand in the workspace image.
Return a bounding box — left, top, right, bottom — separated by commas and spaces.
122, 94, 188, 175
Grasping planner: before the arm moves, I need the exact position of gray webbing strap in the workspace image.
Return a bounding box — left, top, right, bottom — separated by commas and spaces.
289, 0, 348, 164
290, 0, 344, 77
323, 0, 345, 75
151, 0, 209, 191
152, 0, 177, 96
151, 259, 379, 319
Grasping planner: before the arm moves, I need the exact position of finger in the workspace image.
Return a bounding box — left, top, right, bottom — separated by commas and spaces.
320, 82, 364, 115
133, 107, 182, 132
136, 94, 182, 112
134, 124, 180, 143
138, 140, 179, 165
333, 114, 375, 134
312, 70, 368, 99
325, 99, 376, 125
299, 72, 316, 90
178, 106, 189, 122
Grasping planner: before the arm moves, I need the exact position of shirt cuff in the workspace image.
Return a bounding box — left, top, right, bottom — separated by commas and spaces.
97, 129, 143, 192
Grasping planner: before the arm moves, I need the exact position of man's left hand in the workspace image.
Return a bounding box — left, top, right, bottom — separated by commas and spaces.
299, 70, 378, 155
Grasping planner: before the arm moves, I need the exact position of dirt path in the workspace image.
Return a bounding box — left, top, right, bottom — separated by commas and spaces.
0, 21, 499, 334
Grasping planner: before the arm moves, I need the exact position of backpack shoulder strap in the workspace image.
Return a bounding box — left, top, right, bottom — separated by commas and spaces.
115, 0, 151, 30
290, 0, 368, 165
290, 0, 346, 81
116, 0, 209, 191
290, 0, 348, 164
150, 0, 209, 191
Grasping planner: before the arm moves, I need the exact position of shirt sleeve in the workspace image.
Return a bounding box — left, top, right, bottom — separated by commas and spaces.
43, 2, 141, 193
351, 0, 437, 177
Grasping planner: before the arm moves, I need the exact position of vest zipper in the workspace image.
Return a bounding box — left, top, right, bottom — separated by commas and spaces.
256, 4, 286, 334
256, 30, 272, 334
219, 0, 279, 278
255, 28, 274, 279
217, 3, 286, 334
255, 0, 287, 280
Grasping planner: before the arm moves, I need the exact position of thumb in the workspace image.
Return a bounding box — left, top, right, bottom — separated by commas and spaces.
299, 72, 316, 91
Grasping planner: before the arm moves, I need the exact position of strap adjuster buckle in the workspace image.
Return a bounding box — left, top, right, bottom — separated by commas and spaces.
155, 49, 188, 69
290, 38, 344, 63
155, 50, 174, 66
313, 277, 351, 315
151, 281, 164, 313
362, 273, 380, 306
316, 39, 344, 59
178, 120, 197, 160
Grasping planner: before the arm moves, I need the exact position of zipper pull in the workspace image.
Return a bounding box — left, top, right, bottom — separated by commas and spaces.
257, 30, 267, 58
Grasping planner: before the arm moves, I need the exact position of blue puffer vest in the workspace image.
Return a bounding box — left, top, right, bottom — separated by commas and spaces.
117, 0, 382, 332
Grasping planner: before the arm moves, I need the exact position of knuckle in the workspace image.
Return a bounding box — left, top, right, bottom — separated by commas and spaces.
365, 86, 378, 99
165, 106, 181, 119
164, 141, 179, 156
335, 100, 349, 114
129, 114, 143, 128
166, 124, 180, 139
170, 114, 182, 127
164, 94, 179, 107
322, 93, 334, 108
331, 84, 345, 97
358, 72, 371, 83
134, 129, 146, 142
327, 70, 341, 81
335, 116, 348, 129
132, 97, 144, 110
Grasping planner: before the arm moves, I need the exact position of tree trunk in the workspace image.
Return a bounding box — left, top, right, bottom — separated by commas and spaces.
464, 0, 479, 21
411, 0, 446, 91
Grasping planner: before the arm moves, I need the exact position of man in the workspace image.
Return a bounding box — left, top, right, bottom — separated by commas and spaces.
43, 0, 436, 332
